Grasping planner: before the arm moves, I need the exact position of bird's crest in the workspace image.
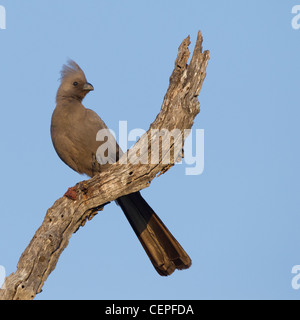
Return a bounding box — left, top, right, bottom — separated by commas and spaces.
60, 59, 86, 82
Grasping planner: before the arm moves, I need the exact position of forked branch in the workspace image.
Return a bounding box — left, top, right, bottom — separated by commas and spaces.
0, 31, 210, 300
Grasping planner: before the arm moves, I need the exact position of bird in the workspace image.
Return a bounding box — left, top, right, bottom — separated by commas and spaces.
51, 60, 192, 276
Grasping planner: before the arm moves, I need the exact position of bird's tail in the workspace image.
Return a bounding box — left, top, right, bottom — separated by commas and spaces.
116, 192, 192, 276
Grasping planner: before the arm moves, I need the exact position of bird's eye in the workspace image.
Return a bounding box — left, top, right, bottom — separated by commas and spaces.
73, 81, 78, 87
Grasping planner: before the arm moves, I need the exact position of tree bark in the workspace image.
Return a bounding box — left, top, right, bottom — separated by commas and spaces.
0, 31, 210, 300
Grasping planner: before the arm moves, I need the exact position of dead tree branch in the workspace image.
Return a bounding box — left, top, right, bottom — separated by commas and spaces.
0, 31, 210, 300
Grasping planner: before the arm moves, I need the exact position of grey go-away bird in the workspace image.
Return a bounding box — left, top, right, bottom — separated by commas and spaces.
51, 60, 191, 276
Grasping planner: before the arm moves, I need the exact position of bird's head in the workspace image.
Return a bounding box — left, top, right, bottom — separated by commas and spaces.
56, 59, 94, 102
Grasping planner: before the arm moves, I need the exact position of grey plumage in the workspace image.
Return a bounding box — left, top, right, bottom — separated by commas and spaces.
51, 60, 191, 276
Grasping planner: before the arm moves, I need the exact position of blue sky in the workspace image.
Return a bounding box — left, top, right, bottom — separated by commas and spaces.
0, 0, 299, 300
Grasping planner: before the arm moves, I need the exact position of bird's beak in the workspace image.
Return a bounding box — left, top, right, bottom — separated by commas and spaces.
83, 82, 94, 91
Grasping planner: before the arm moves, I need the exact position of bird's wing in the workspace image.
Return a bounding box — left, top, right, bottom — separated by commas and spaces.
84, 108, 124, 165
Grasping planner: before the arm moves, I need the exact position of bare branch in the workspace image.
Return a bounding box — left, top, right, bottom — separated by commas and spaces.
0, 31, 210, 300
